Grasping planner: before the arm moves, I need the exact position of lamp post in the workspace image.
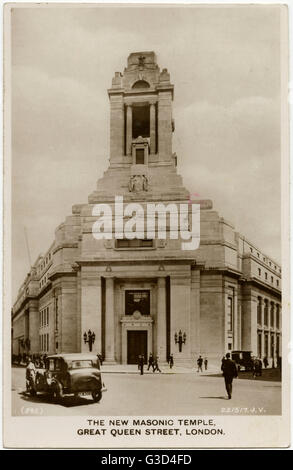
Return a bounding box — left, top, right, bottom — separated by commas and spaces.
174, 330, 186, 352
83, 329, 96, 352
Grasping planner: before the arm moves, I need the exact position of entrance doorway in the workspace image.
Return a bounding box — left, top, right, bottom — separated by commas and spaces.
127, 330, 147, 364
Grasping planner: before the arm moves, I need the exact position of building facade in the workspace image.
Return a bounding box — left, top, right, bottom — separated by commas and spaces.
12, 52, 282, 366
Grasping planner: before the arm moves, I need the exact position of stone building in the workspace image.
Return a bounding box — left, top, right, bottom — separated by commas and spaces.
12, 52, 282, 366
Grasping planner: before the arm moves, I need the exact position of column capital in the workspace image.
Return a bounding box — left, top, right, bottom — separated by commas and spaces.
157, 277, 166, 287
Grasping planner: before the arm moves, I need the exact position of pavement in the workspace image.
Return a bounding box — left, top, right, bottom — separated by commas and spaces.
100, 364, 220, 375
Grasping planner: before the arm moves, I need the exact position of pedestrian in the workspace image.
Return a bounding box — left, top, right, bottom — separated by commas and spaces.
221, 352, 238, 399
263, 356, 269, 369
153, 356, 161, 373
204, 357, 208, 371
138, 354, 144, 375
147, 353, 154, 371
197, 355, 203, 372
252, 357, 262, 378
168, 354, 174, 369
97, 353, 103, 366
26, 356, 36, 392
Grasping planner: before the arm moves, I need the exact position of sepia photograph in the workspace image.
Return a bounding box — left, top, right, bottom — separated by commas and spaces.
3, 2, 290, 448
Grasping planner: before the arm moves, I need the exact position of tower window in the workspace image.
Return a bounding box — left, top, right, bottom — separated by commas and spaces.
135, 149, 145, 164
132, 80, 150, 89
132, 105, 150, 138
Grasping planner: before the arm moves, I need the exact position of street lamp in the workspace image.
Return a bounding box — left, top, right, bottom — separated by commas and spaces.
83, 329, 96, 352
174, 330, 186, 352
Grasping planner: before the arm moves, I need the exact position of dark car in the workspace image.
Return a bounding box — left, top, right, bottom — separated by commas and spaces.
231, 350, 254, 371
27, 353, 103, 403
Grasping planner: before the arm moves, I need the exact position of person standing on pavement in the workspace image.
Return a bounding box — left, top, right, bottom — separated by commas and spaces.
168, 354, 174, 369
197, 355, 203, 372
204, 357, 208, 371
221, 352, 238, 399
147, 353, 154, 371
153, 356, 161, 373
138, 354, 144, 375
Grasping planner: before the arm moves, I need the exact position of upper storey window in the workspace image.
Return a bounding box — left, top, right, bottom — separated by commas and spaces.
132, 105, 150, 139
132, 80, 150, 89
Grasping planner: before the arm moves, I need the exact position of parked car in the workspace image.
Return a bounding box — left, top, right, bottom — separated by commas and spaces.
231, 350, 254, 371
26, 353, 103, 403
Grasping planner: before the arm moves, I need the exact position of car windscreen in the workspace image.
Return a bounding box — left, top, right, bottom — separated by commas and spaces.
68, 360, 100, 370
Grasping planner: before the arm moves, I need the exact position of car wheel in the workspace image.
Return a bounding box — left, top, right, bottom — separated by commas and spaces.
92, 390, 102, 403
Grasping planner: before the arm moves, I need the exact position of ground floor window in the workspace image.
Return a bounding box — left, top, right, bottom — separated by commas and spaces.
257, 332, 262, 357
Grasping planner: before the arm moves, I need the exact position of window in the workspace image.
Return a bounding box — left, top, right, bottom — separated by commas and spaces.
135, 148, 145, 164
257, 333, 262, 357
265, 334, 269, 356
132, 80, 150, 89
55, 297, 59, 332
125, 290, 150, 316
116, 239, 153, 248
257, 297, 262, 325
270, 302, 274, 328
132, 105, 150, 138
265, 272, 268, 280
227, 296, 233, 332
271, 334, 275, 357
276, 305, 280, 329
276, 336, 280, 357
228, 343, 232, 351
264, 300, 268, 326
276, 280, 279, 287
258, 268, 261, 276
271, 276, 274, 284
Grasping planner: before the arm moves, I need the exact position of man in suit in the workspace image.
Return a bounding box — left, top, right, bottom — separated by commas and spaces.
221, 352, 238, 399
138, 355, 144, 375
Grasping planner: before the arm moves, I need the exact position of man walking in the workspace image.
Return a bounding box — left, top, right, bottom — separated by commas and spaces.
221, 353, 238, 399
197, 355, 203, 372
153, 356, 161, 373
168, 354, 174, 369
147, 353, 154, 371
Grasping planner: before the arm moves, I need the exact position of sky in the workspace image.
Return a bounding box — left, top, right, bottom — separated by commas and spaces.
11, 4, 282, 301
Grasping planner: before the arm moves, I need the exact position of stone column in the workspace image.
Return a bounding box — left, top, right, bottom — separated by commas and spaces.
150, 102, 156, 154
109, 94, 124, 161
158, 91, 173, 161
156, 277, 166, 362
261, 298, 265, 358
190, 269, 200, 357
250, 295, 258, 356
126, 104, 132, 156
105, 277, 115, 363
81, 274, 102, 354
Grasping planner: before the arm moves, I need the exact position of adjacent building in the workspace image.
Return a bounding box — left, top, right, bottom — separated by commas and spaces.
12, 52, 281, 366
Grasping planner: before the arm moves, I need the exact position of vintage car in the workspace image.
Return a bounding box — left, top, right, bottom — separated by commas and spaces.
26, 353, 103, 403
231, 350, 254, 371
